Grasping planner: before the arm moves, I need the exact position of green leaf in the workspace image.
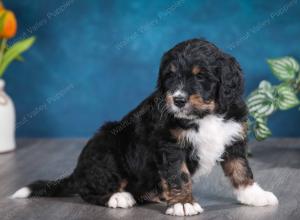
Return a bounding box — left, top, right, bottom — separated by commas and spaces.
274, 85, 300, 110
267, 57, 299, 81
254, 118, 272, 141
4, 46, 24, 62
0, 37, 36, 77
258, 80, 273, 91
247, 90, 276, 117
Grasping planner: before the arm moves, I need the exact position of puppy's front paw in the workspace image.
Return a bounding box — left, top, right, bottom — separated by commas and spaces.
235, 183, 278, 206
107, 192, 136, 208
165, 202, 203, 216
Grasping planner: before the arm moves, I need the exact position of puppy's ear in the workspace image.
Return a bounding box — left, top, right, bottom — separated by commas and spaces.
217, 55, 244, 111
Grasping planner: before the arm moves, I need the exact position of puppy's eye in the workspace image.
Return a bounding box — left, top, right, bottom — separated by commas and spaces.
195, 74, 205, 81
165, 71, 175, 78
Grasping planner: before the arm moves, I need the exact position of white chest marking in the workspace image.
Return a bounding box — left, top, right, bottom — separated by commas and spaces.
183, 115, 243, 177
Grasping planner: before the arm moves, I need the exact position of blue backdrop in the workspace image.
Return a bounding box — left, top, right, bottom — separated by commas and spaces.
3, 0, 300, 137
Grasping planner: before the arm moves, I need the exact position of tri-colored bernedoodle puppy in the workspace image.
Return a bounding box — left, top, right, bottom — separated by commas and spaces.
12, 39, 278, 216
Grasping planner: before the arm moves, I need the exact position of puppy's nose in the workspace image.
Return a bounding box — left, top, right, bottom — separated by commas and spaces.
173, 96, 187, 108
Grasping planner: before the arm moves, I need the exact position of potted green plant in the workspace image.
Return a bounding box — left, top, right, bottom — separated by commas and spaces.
0, 1, 35, 153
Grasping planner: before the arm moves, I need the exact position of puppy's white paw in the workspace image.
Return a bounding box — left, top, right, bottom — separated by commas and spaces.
165, 202, 203, 216
107, 192, 136, 208
235, 182, 279, 206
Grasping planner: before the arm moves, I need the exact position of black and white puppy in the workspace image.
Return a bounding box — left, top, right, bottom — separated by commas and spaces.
12, 39, 278, 216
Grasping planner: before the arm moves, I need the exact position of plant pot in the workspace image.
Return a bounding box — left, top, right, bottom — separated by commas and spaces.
0, 79, 16, 153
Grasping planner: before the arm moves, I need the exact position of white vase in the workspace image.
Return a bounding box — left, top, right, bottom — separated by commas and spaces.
0, 79, 16, 153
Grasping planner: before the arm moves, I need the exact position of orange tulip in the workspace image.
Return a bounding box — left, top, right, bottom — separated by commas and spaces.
0, 3, 17, 39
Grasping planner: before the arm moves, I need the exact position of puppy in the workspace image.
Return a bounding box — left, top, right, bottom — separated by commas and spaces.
12, 39, 278, 216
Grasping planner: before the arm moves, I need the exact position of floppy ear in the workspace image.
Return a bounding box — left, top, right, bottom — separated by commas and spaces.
217, 54, 244, 112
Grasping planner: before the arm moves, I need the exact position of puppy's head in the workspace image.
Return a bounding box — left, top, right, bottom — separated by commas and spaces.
157, 39, 243, 119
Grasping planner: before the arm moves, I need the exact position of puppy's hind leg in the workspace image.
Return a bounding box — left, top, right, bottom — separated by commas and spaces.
79, 168, 136, 209
107, 180, 136, 208
221, 141, 278, 206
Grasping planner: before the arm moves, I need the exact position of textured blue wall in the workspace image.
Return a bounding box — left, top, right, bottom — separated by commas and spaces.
3, 0, 300, 137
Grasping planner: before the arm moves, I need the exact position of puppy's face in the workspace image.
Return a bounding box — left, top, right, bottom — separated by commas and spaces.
160, 63, 218, 119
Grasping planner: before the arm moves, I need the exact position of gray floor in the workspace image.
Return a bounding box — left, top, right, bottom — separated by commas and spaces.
0, 138, 299, 220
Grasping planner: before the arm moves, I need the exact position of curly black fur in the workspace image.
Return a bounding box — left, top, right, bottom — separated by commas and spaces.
19, 39, 253, 208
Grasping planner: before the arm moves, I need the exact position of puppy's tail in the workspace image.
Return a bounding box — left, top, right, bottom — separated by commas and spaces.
11, 174, 77, 199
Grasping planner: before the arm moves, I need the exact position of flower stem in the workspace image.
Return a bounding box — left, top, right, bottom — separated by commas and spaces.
0, 39, 7, 77
0, 38, 7, 59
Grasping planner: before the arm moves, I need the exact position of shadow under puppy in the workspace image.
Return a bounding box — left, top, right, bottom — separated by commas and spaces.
12, 39, 278, 216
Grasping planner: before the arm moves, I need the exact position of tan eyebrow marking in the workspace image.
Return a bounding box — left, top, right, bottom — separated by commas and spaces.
192, 65, 201, 75
170, 63, 177, 72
